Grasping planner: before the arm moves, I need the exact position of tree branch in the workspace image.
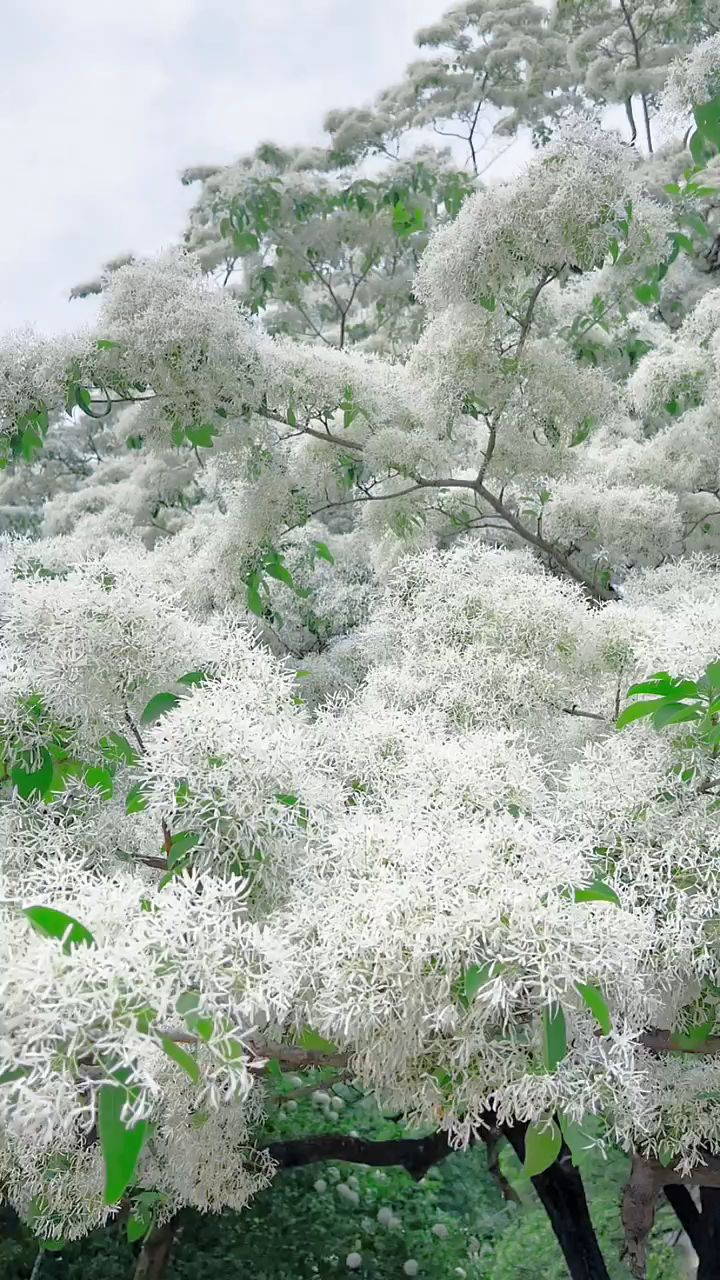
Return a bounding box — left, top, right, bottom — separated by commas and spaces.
474, 479, 615, 602
263, 1129, 469, 1180
502, 1122, 611, 1280
640, 1031, 720, 1055
133, 1215, 182, 1280
562, 705, 609, 723
664, 1184, 703, 1255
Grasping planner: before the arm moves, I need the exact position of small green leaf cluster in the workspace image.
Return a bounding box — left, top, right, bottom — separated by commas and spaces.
616, 662, 720, 744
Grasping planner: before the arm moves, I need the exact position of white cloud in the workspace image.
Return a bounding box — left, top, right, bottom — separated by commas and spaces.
0, 0, 449, 332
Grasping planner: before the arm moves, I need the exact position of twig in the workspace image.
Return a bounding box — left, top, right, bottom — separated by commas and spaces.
562, 705, 608, 723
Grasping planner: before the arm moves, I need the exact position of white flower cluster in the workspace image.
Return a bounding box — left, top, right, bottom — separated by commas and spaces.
0, 332, 91, 439
661, 32, 720, 120
6, 42, 720, 1241
415, 123, 671, 313
97, 251, 264, 435
0, 867, 273, 1237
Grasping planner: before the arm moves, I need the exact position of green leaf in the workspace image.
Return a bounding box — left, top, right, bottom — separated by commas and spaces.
167, 831, 200, 867
694, 95, 720, 147
160, 1036, 200, 1084
176, 670, 209, 687
542, 1003, 567, 1072
477, 294, 496, 311
11, 748, 53, 799
575, 982, 612, 1036
126, 783, 149, 815
524, 1119, 561, 1177
233, 230, 260, 253
626, 677, 693, 698
633, 281, 659, 305
176, 991, 201, 1017
558, 1113, 590, 1166
127, 1208, 153, 1244
176, 991, 213, 1041
0, 1066, 28, 1085
83, 766, 114, 800
98, 732, 138, 766
312, 541, 335, 564
652, 703, 701, 729
616, 699, 665, 729
704, 661, 720, 690
76, 386, 93, 414
570, 418, 593, 447
187, 423, 219, 449
246, 577, 265, 617
19, 423, 44, 463
23, 905, 95, 954
455, 961, 504, 1008
297, 1027, 338, 1053
98, 1082, 148, 1205
140, 692, 180, 725
680, 209, 710, 238
574, 880, 620, 907
671, 1018, 715, 1051
275, 792, 299, 807
263, 555, 294, 587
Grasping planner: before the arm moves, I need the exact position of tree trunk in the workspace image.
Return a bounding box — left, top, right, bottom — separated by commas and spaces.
664, 1184, 703, 1255
133, 1218, 179, 1280
698, 1187, 720, 1279
502, 1124, 611, 1280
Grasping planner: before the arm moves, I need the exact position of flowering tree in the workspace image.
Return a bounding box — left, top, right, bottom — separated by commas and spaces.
7, 20, 720, 1280
325, 0, 720, 165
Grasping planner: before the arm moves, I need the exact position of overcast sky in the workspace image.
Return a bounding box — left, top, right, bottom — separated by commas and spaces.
0, 0, 528, 335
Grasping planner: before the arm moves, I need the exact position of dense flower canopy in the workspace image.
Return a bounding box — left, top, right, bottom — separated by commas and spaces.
5, 8, 720, 1275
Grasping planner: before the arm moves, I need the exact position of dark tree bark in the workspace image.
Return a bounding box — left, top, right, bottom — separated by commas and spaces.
664, 1184, 703, 1255
264, 1128, 470, 1180
624, 1153, 720, 1275
133, 1217, 180, 1280
698, 1187, 720, 1280
502, 1124, 611, 1280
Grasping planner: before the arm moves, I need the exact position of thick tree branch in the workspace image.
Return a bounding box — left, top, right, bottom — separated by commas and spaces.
624, 1154, 720, 1277
474, 479, 616, 602
263, 1129, 468, 1180
663, 1184, 703, 1255
262, 384, 615, 604
502, 1122, 611, 1280
133, 1216, 182, 1280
